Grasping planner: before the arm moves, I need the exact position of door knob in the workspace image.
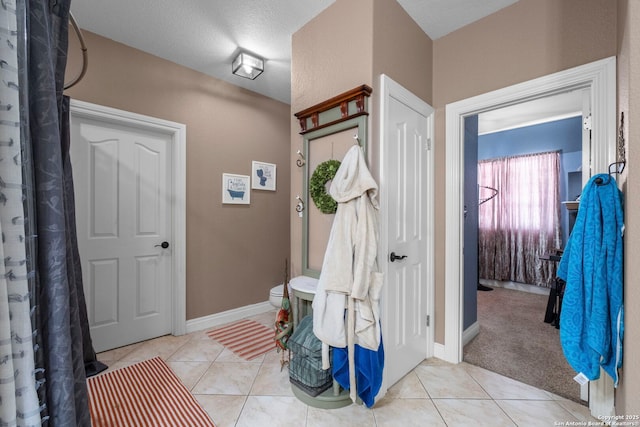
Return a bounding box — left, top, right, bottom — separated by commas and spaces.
389, 252, 407, 262
155, 241, 170, 249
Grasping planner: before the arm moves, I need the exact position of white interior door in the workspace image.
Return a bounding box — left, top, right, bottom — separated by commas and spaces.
380, 75, 435, 389
71, 115, 173, 353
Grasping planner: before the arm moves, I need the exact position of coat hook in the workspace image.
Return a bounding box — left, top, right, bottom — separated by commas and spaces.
295, 195, 305, 217
296, 150, 305, 167
353, 134, 361, 146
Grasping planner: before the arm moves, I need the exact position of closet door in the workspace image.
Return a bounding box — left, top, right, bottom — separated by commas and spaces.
381, 75, 434, 389
71, 113, 173, 352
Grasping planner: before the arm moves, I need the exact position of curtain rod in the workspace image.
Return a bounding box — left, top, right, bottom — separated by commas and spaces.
64, 12, 87, 90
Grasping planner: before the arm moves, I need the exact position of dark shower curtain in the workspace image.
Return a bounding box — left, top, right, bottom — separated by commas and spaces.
17, 0, 97, 425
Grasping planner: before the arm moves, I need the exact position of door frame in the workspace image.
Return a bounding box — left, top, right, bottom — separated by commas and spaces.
70, 99, 187, 337
379, 74, 435, 394
442, 57, 616, 416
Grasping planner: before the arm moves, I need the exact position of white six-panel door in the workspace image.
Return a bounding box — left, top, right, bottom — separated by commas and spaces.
71, 115, 173, 353
380, 75, 435, 389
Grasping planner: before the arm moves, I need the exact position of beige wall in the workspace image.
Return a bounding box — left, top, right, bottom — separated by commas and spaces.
291, 0, 374, 116
290, 0, 433, 277
290, 0, 374, 277
370, 0, 433, 177
431, 0, 618, 344
616, 0, 640, 416
433, 0, 616, 107
371, 0, 432, 104
66, 32, 291, 320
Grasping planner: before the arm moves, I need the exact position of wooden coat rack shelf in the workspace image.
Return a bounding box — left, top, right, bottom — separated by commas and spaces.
294, 85, 372, 134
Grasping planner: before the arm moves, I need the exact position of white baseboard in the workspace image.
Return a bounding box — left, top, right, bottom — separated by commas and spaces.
479, 279, 551, 296
185, 301, 274, 333
433, 324, 480, 364
433, 343, 447, 361
462, 321, 480, 347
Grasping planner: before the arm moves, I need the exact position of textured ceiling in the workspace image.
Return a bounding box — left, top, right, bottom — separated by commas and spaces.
398, 0, 519, 41
69, 0, 519, 104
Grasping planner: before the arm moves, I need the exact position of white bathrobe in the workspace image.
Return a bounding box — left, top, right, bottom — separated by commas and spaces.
312, 145, 383, 402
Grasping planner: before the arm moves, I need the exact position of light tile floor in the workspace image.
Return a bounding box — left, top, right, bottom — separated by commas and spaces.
97, 310, 598, 427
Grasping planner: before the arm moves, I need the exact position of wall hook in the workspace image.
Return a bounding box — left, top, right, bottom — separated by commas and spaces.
353, 134, 361, 146
296, 150, 305, 167
617, 111, 626, 166
295, 195, 305, 216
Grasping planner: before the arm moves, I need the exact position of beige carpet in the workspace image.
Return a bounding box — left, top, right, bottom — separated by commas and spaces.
463, 286, 583, 403
87, 357, 215, 426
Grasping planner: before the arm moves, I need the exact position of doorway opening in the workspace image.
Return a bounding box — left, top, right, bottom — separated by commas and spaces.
462, 89, 586, 403
442, 57, 617, 417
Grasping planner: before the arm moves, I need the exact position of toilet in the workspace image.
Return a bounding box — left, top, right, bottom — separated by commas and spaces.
269, 283, 287, 308
269, 276, 318, 308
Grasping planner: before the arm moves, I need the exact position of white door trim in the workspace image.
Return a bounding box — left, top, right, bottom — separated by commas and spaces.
443, 57, 616, 416
379, 74, 435, 394
70, 99, 187, 337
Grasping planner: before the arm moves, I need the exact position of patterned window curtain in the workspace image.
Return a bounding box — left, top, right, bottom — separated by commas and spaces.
478, 151, 562, 287
0, 2, 42, 426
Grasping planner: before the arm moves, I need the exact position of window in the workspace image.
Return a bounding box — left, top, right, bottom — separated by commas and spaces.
478, 151, 561, 287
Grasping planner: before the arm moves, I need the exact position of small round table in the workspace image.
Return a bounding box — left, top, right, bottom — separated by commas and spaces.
289, 275, 318, 327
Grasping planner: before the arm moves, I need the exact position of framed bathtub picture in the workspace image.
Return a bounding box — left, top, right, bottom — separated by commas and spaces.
251, 161, 277, 191
222, 173, 250, 204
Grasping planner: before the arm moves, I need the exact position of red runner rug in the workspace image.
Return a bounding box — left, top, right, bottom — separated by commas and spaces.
207, 319, 274, 361
87, 357, 215, 427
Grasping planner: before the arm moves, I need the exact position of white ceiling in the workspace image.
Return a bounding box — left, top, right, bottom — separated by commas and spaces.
69, 0, 519, 104
72, 0, 580, 133
478, 90, 585, 135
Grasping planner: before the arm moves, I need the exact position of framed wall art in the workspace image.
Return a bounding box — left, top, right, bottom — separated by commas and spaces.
251, 161, 277, 191
222, 173, 250, 204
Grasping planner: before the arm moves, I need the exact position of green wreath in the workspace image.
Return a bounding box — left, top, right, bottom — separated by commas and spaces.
309, 159, 341, 214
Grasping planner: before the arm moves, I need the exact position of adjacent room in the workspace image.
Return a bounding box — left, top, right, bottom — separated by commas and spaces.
462, 91, 587, 403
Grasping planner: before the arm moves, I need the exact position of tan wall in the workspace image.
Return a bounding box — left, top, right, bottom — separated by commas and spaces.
370, 0, 433, 177
371, 0, 432, 104
290, 0, 433, 277
616, 0, 640, 416
432, 0, 618, 344
66, 32, 291, 320
433, 0, 617, 107
290, 0, 374, 277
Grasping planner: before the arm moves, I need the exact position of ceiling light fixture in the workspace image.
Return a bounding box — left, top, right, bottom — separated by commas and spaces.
232, 51, 264, 80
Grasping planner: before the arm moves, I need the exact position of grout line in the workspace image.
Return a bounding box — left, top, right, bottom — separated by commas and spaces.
187, 359, 215, 393
414, 369, 435, 400
100, 312, 591, 426
233, 395, 250, 427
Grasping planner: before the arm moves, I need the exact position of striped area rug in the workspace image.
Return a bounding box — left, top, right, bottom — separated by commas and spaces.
207, 319, 275, 360
87, 357, 215, 427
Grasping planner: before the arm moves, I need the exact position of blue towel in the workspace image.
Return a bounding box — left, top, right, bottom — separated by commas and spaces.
332, 339, 384, 408
557, 173, 624, 386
